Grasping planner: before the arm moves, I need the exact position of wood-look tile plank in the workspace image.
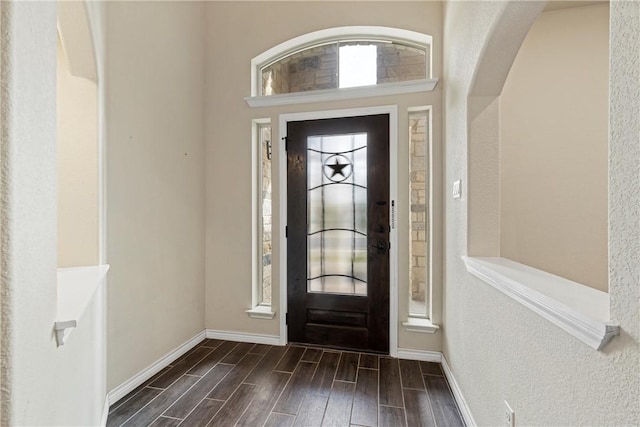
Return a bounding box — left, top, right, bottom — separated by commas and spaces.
107, 387, 162, 427
275, 346, 306, 372
163, 364, 232, 418
379, 405, 406, 427
293, 394, 328, 427
424, 375, 464, 427
403, 388, 436, 427
148, 416, 181, 427
350, 368, 378, 427
221, 342, 255, 364
109, 345, 464, 427
237, 371, 291, 426
197, 339, 223, 349
245, 345, 288, 386
321, 380, 355, 427
273, 361, 317, 415
180, 398, 223, 427
266, 412, 296, 427
123, 375, 200, 426
109, 366, 171, 414
309, 351, 340, 397
207, 383, 256, 426
208, 353, 262, 400
150, 347, 214, 388
379, 357, 403, 407
169, 345, 203, 366
335, 352, 360, 382
249, 344, 272, 355
301, 347, 323, 363
187, 340, 238, 376
400, 359, 425, 390
359, 354, 378, 370
420, 361, 444, 377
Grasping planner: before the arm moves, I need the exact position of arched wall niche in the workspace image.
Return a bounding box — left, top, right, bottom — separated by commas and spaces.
57, 1, 97, 82
466, 2, 545, 257
466, 2, 608, 300
56, 0, 101, 268
467, 0, 610, 294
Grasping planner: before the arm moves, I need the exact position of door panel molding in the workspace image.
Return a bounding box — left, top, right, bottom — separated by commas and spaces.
278, 105, 399, 356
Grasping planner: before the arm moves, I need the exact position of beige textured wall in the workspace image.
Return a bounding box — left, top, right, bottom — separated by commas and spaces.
443, 1, 639, 424
106, 1, 206, 390
1, 3, 59, 423
57, 38, 99, 268
1, 2, 107, 425
500, 5, 609, 291
205, 1, 444, 352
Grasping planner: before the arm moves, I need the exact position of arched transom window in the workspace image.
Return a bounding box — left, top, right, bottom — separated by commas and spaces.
251, 27, 433, 97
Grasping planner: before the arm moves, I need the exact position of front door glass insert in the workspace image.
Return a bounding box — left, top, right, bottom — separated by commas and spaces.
307, 133, 368, 296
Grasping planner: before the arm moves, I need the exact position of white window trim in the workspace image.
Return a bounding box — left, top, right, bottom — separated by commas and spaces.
249, 25, 435, 99
247, 118, 276, 320
246, 79, 438, 108
404, 106, 440, 333
402, 317, 440, 334
246, 303, 276, 320
279, 105, 399, 356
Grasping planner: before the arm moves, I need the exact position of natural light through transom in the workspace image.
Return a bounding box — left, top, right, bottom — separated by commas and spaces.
339, 44, 377, 88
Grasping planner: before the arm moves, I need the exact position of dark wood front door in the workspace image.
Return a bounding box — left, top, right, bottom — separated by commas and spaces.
287, 114, 390, 353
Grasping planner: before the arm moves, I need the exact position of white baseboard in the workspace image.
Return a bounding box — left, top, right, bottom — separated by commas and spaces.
206, 329, 281, 345
441, 355, 476, 427
101, 394, 109, 427
397, 348, 442, 362
107, 330, 206, 406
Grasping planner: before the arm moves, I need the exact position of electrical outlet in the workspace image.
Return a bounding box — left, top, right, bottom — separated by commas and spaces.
504, 401, 515, 427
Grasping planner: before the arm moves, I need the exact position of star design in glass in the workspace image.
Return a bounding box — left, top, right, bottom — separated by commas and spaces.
327, 158, 348, 178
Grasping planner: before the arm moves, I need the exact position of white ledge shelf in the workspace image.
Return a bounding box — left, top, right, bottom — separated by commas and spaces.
462, 256, 619, 350
246, 304, 276, 320
245, 78, 439, 107
402, 317, 440, 334
55, 264, 109, 346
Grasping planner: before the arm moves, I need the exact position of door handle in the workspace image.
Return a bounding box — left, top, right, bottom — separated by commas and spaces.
368, 240, 387, 254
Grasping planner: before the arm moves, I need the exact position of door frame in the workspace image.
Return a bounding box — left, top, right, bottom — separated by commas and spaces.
278, 105, 399, 356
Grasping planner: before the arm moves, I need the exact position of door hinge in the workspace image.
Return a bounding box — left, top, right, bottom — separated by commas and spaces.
285, 313, 289, 325
282, 136, 289, 151
285, 226, 288, 238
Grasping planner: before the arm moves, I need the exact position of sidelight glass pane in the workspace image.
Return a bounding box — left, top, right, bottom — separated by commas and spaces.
260, 125, 272, 304
409, 111, 428, 317
307, 133, 368, 296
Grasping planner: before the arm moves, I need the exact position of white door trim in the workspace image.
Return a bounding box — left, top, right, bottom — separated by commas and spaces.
278, 105, 399, 356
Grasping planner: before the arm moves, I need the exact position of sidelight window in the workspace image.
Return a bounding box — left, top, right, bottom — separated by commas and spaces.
248, 119, 276, 319
409, 109, 429, 318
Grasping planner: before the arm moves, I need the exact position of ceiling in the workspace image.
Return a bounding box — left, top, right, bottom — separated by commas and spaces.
543, 1, 609, 12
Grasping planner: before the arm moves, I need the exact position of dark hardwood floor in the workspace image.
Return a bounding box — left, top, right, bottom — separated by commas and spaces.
107, 340, 465, 427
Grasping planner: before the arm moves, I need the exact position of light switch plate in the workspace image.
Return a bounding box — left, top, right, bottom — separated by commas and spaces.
453, 180, 462, 199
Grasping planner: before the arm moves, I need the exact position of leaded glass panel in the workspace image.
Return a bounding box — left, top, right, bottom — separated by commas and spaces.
307, 133, 368, 296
